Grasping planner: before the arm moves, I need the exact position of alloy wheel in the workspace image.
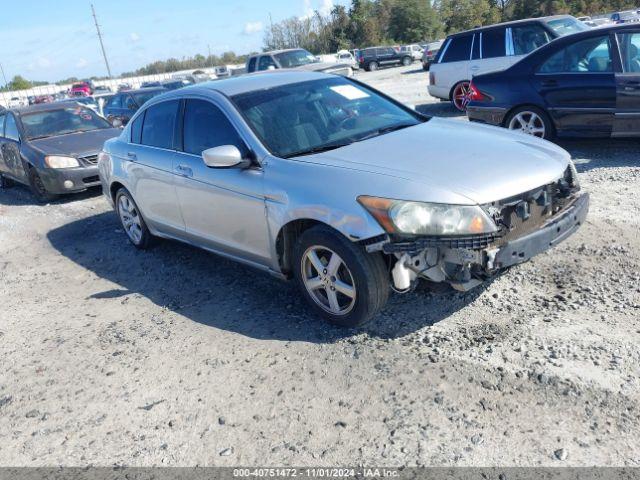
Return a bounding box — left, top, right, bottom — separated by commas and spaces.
118, 195, 143, 245
452, 81, 472, 111
508, 111, 546, 138
301, 246, 357, 316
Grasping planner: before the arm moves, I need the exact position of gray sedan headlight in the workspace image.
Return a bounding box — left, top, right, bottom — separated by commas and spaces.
358, 196, 498, 236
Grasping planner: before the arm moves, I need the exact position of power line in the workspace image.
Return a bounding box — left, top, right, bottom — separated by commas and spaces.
91, 4, 112, 78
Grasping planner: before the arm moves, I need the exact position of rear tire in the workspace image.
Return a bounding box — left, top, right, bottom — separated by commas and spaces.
451, 81, 471, 112
293, 225, 389, 327
115, 188, 154, 249
505, 106, 555, 141
28, 167, 57, 203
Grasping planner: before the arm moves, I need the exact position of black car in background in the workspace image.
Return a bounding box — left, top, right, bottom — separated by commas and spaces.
102, 87, 166, 126
0, 103, 121, 202
358, 46, 413, 71
467, 24, 640, 141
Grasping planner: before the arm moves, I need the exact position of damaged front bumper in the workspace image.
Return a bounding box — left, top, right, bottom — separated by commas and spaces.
369, 191, 589, 292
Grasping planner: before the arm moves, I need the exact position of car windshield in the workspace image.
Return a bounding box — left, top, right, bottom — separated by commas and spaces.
546, 17, 590, 36
232, 77, 424, 158
132, 90, 164, 106
274, 50, 318, 68
21, 106, 111, 140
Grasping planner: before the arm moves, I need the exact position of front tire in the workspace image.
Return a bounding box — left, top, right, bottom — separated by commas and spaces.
115, 188, 154, 249
505, 106, 555, 141
293, 225, 389, 327
0, 173, 14, 189
402, 56, 412, 66
367, 61, 378, 72
28, 167, 57, 203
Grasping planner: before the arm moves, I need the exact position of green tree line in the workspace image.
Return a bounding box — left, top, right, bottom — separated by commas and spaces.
265, 0, 638, 53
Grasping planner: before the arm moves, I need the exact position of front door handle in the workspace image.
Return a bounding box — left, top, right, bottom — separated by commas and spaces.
470, 66, 480, 71
541, 79, 558, 87
127, 152, 137, 160
175, 164, 193, 177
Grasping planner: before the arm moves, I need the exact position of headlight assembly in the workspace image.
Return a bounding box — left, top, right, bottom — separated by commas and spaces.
44, 156, 80, 169
358, 196, 498, 236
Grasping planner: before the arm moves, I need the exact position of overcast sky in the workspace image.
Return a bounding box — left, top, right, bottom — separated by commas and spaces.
0, 0, 348, 83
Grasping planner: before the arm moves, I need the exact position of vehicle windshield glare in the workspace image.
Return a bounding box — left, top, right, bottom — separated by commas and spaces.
232, 77, 423, 158
546, 17, 590, 36
274, 49, 318, 68
21, 106, 111, 140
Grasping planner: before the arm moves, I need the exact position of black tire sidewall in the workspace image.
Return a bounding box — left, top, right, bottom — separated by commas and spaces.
505, 106, 555, 141
293, 226, 388, 327
28, 168, 56, 203
115, 188, 153, 249
0, 173, 14, 189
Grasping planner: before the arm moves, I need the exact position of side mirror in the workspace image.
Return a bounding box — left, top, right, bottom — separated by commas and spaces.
267, 65, 277, 71
202, 145, 249, 168
112, 118, 123, 128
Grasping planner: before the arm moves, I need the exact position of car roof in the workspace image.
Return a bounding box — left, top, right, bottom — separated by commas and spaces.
449, 15, 576, 37
120, 87, 167, 94
252, 48, 307, 57
11, 101, 92, 115
154, 70, 335, 98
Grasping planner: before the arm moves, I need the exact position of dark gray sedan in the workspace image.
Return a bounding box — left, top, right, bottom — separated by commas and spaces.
0, 102, 121, 202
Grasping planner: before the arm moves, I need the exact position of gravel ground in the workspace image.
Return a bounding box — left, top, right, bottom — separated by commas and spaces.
1, 64, 639, 467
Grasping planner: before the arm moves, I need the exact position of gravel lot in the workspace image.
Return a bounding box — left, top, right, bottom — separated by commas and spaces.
1, 64, 639, 467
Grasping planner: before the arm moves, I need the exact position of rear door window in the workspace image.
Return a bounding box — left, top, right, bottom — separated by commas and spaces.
482, 28, 507, 58
512, 24, 552, 55
539, 36, 612, 73
107, 95, 123, 109
130, 112, 145, 144
617, 32, 640, 72
441, 35, 473, 63
0, 114, 5, 137
140, 100, 179, 150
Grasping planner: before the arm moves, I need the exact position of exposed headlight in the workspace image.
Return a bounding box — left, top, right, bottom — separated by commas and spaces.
44, 155, 80, 169
358, 196, 498, 236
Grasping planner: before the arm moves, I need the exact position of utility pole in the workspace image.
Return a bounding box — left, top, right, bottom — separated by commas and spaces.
91, 4, 112, 78
0, 62, 7, 88
208, 44, 214, 69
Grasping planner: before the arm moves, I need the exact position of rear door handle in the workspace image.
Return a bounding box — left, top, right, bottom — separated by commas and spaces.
541, 79, 558, 87
470, 66, 480, 71
127, 152, 137, 160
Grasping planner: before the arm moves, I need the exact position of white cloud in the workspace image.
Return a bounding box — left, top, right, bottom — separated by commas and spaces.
302, 0, 333, 19
76, 58, 88, 68
129, 32, 140, 42
243, 21, 263, 35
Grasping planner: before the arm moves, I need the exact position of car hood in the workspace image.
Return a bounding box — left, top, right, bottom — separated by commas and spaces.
29, 128, 121, 157
295, 62, 351, 72
296, 117, 571, 205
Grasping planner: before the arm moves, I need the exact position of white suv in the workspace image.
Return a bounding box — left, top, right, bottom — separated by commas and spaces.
428, 15, 589, 111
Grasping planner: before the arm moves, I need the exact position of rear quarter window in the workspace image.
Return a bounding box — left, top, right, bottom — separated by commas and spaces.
441, 35, 473, 63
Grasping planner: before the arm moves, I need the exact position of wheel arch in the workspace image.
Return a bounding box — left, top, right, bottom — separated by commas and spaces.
109, 181, 127, 203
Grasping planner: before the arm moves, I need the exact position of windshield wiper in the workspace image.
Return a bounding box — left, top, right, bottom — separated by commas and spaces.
354, 123, 417, 143
284, 141, 353, 158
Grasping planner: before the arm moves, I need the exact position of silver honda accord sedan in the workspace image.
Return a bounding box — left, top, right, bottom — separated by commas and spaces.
98, 71, 588, 327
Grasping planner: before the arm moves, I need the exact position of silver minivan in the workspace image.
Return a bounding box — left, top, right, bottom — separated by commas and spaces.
99, 71, 588, 327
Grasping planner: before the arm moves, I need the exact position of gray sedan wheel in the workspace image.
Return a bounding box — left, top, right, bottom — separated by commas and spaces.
293, 225, 389, 327
115, 188, 154, 249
